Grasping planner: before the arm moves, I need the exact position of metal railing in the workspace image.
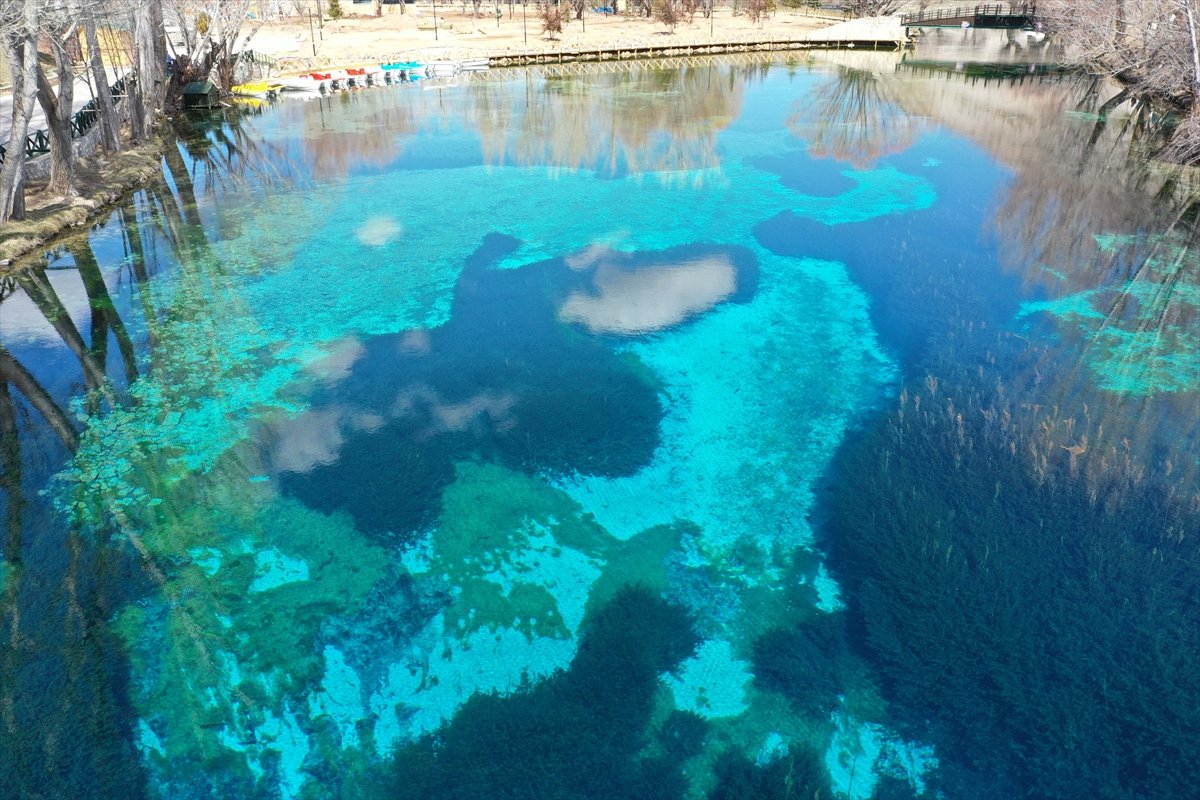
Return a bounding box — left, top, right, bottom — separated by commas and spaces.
900, 4, 1035, 26
0, 73, 134, 167
233, 49, 279, 83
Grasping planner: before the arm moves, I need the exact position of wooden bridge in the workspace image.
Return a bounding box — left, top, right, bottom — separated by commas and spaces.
485, 36, 904, 69
900, 4, 1038, 29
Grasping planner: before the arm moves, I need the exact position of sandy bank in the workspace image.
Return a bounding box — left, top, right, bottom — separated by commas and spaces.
251, 7, 849, 69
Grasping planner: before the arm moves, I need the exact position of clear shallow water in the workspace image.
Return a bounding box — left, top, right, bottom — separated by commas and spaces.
0, 55, 1197, 800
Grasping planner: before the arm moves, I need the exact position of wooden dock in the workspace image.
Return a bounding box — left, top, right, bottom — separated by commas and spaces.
486, 36, 904, 68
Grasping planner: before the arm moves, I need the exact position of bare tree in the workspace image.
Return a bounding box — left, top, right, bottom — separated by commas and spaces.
537, 0, 563, 38
33, 0, 82, 198
0, 0, 39, 222
744, 0, 773, 25
654, 0, 678, 31
161, 1, 259, 95
1042, 0, 1198, 162
82, 1, 120, 154
844, 0, 903, 17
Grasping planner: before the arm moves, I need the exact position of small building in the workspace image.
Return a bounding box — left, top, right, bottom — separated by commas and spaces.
182, 81, 221, 110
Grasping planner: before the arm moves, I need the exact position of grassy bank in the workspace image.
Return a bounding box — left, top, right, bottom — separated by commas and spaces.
0, 139, 165, 269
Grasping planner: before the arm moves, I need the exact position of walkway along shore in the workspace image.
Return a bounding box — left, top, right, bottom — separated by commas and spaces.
483, 31, 907, 68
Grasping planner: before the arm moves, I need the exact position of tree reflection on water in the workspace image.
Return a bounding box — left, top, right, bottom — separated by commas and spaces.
0, 105, 315, 796
0, 59, 1195, 800
788, 62, 925, 169
462, 62, 747, 176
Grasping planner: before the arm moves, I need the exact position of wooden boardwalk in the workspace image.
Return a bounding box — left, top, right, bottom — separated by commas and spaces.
900, 3, 1038, 29
486, 36, 903, 68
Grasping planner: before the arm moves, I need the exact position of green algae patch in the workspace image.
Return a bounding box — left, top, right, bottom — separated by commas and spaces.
366, 469, 764, 753
1018, 231, 1200, 395
50, 244, 337, 529
115, 489, 388, 795
405, 460, 622, 643
582, 522, 687, 620
362, 463, 616, 747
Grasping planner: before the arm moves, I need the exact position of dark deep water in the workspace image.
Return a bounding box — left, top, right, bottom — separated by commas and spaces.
0, 49, 1197, 800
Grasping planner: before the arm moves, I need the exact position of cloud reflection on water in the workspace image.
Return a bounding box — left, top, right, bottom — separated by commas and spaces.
559, 251, 737, 335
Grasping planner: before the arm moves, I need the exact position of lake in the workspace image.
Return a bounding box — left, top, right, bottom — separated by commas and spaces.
0, 43, 1196, 800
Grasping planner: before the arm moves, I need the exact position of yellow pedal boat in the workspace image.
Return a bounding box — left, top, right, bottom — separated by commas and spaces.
231, 81, 284, 98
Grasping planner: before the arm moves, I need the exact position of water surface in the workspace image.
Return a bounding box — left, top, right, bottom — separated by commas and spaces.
0, 50, 1196, 800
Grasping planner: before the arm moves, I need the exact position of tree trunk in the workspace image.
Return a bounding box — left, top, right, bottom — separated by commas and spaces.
374, 0, 383, 15
34, 43, 77, 199
0, 0, 39, 223
131, 0, 167, 139
1184, 0, 1200, 101
72, 239, 139, 385
84, 13, 121, 154
0, 349, 80, 452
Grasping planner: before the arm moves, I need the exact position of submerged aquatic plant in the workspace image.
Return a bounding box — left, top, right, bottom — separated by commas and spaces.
1018, 229, 1200, 395
823, 338, 1200, 799
379, 585, 700, 800
707, 745, 832, 800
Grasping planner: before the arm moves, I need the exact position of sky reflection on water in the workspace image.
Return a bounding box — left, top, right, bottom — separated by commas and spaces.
0, 51, 1196, 800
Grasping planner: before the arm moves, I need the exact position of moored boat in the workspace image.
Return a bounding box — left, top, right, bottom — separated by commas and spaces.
310, 72, 344, 90
424, 61, 459, 78
231, 80, 284, 98
279, 75, 328, 93
381, 61, 423, 81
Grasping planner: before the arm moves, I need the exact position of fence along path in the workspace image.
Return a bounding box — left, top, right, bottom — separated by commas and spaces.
900, 4, 1039, 29
0, 74, 133, 167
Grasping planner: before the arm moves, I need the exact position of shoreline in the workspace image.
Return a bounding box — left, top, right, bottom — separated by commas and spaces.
0, 139, 165, 270
255, 7, 865, 71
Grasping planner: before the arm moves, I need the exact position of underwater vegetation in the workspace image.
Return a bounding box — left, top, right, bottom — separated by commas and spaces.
752, 613, 862, 720
379, 585, 700, 800
0, 504, 151, 800
822, 323, 1200, 799
1018, 230, 1200, 396
707, 746, 833, 800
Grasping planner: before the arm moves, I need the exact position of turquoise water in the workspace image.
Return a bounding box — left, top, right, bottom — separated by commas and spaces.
1, 57, 1197, 800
